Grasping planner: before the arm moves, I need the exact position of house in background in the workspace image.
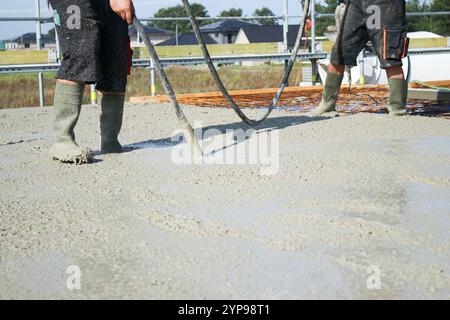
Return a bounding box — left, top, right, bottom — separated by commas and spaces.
200, 20, 259, 44
128, 25, 173, 46
157, 33, 217, 46
235, 24, 309, 51
5, 33, 56, 50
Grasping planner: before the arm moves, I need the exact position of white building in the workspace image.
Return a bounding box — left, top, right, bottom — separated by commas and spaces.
128, 25, 173, 47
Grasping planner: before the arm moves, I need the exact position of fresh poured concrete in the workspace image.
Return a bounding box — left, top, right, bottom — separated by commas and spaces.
0, 103, 449, 299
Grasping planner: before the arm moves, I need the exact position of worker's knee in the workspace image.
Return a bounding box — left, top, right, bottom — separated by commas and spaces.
98, 91, 126, 96
57, 79, 85, 86
328, 64, 345, 75
386, 66, 404, 79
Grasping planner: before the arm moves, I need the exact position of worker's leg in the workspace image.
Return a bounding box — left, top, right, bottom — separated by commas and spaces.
96, 3, 131, 154
328, 64, 345, 75
310, 1, 368, 116
48, 0, 103, 163
368, 0, 408, 116
386, 66, 404, 79
309, 64, 344, 116
98, 92, 125, 153
49, 79, 92, 164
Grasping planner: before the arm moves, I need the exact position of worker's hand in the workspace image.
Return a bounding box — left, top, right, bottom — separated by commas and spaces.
110, 0, 134, 25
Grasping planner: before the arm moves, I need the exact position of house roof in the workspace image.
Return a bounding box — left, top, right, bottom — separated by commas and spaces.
200, 20, 258, 33
157, 33, 217, 46
238, 25, 302, 46
128, 25, 173, 37
8, 32, 55, 43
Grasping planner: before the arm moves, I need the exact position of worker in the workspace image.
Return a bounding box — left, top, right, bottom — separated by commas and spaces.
310, 0, 409, 116
48, 0, 135, 164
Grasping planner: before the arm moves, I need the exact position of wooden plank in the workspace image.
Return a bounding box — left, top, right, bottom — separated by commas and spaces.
410, 80, 450, 89
408, 88, 450, 101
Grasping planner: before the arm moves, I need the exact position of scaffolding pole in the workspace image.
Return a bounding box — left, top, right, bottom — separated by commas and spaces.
35, 0, 45, 107
283, 0, 289, 53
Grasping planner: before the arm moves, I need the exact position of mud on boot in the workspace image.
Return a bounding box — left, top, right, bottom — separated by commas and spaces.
49, 142, 92, 164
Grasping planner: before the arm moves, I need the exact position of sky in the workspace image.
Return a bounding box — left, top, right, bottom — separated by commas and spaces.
0, 0, 305, 40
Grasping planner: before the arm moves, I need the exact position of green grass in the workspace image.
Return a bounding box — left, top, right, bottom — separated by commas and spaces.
127, 63, 305, 98
0, 63, 306, 109
0, 50, 48, 64
0, 73, 92, 108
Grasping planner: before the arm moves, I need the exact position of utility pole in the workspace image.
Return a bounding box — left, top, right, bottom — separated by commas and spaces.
283, 0, 289, 53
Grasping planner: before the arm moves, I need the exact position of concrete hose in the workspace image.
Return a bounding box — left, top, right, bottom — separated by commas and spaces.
133, 17, 203, 158
181, 0, 312, 127
134, 0, 310, 157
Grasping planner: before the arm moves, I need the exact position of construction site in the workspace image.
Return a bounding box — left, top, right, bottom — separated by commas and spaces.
131, 81, 450, 118
0, 0, 449, 301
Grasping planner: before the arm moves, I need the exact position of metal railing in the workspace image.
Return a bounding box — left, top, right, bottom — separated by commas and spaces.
312, 11, 450, 18
0, 53, 328, 74
0, 53, 329, 106
3, 48, 448, 74
3, 10, 449, 22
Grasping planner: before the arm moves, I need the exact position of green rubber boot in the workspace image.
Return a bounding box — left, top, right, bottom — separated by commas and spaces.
388, 78, 408, 116
99, 94, 125, 154
49, 82, 92, 164
309, 72, 344, 117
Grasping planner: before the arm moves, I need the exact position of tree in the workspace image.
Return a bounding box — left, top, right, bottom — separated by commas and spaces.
219, 8, 243, 17
149, 3, 210, 33
312, 0, 450, 37
406, 0, 430, 33
403, 0, 449, 36
314, 0, 337, 36
253, 7, 278, 26
429, 0, 450, 36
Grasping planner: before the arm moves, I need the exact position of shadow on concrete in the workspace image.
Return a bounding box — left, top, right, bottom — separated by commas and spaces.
108, 114, 330, 154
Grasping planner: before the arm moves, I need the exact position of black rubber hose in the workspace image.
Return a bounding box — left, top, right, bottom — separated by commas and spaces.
181, 0, 311, 127
133, 17, 202, 158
